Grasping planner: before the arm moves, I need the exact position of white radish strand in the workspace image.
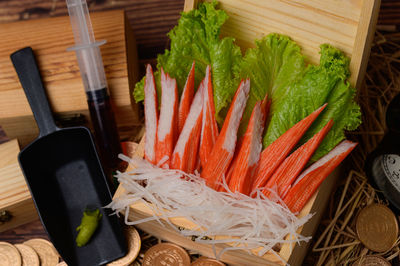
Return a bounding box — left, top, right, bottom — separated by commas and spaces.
108, 155, 312, 260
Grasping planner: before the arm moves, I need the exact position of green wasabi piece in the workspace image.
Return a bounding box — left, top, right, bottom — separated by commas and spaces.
76, 208, 102, 247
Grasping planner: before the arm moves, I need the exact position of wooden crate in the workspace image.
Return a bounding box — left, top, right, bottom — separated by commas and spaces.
115, 0, 380, 265
0, 139, 38, 232
0, 10, 141, 148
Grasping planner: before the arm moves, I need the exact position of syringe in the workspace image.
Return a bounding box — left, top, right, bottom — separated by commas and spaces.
66, 0, 122, 186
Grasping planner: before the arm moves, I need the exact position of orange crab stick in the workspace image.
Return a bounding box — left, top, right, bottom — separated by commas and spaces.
251, 104, 327, 191
199, 66, 219, 169
218, 137, 243, 192
144, 64, 158, 164
284, 140, 357, 213
263, 120, 334, 199
155, 68, 179, 167
171, 83, 203, 173
201, 79, 250, 190
178, 61, 195, 134
228, 96, 270, 195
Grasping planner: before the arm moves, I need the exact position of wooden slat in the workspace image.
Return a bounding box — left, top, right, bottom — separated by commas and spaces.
0, 140, 38, 233
0, 139, 19, 168
185, 0, 380, 91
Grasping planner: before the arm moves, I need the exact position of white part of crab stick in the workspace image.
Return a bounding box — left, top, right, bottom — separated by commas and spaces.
228, 99, 267, 195
199, 65, 219, 169
144, 64, 158, 164
201, 79, 250, 189
156, 68, 179, 167
171, 83, 204, 173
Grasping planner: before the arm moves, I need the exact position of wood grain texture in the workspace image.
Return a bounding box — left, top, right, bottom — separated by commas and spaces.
0, 10, 131, 117
0, 10, 141, 147
0, 0, 185, 61
186, 0, 380, 90
0, 139, 19, 168
0, 140, 38, 233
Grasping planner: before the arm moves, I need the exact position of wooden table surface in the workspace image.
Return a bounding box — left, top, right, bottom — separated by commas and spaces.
0, 0, 399, 264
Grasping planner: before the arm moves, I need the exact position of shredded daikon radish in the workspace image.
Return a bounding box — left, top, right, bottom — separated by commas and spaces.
108, 155, 312, 262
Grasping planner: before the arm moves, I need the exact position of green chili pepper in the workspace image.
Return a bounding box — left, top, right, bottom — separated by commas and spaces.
76, 208, 102, 247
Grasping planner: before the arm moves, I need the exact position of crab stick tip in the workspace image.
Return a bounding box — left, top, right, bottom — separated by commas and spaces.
202, 79, 250, 189
178, 62, 196, 134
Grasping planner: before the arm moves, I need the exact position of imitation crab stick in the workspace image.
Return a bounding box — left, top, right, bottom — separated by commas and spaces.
228, 96, 270, 195
199, 66, 219, 169
178, 61, 195, 134
155, 68, 179, 166
283, 140, 357, 213
171, 83, 203, 173
144, 64, 158, 164
201, 79, 250, 190
251, 104, 328, 191
218, 137, 243, 192
263, 120, 333, 199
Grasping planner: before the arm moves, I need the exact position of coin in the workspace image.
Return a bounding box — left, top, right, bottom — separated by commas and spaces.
24, 238, 60, 266
356, 203, 398, 252
108, 226, 141, 266
353, 255, 391, 266
0, 241, 21, 266
191, 257, 226, 266
14, 244, 40, 266
143, 243, 191, 266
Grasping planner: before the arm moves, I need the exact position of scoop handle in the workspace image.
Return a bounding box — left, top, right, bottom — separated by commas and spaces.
11, 47, 58, 137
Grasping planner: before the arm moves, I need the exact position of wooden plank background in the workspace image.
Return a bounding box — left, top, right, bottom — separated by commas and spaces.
0, 0, 399, 264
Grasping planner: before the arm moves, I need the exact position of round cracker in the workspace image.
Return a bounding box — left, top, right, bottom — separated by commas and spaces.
0, 241, 21, 266
15, 244, 40, 266
24, 238, 59, 266
107, 226, 141, 266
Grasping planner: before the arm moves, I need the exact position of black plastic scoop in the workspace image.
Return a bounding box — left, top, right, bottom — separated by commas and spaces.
11, 47, 126, 266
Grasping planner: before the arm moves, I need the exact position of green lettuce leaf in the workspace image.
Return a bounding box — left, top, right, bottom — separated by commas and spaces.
237, 34, 306, 134
263, 44, 361, 161
133, 1, 242, 124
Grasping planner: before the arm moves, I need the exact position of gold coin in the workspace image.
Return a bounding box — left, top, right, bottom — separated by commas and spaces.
143, 243, 191, 266
356, 203, 398, 252
0, 241, 21, 266
191, 257, 226, 266
107, 226, 141, 266
24, 238, 60, 266
353, 255, 391, 266
14, 244, 40, 266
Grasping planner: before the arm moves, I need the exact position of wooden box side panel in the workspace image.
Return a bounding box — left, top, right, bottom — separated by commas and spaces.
184, 0, 380, 89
